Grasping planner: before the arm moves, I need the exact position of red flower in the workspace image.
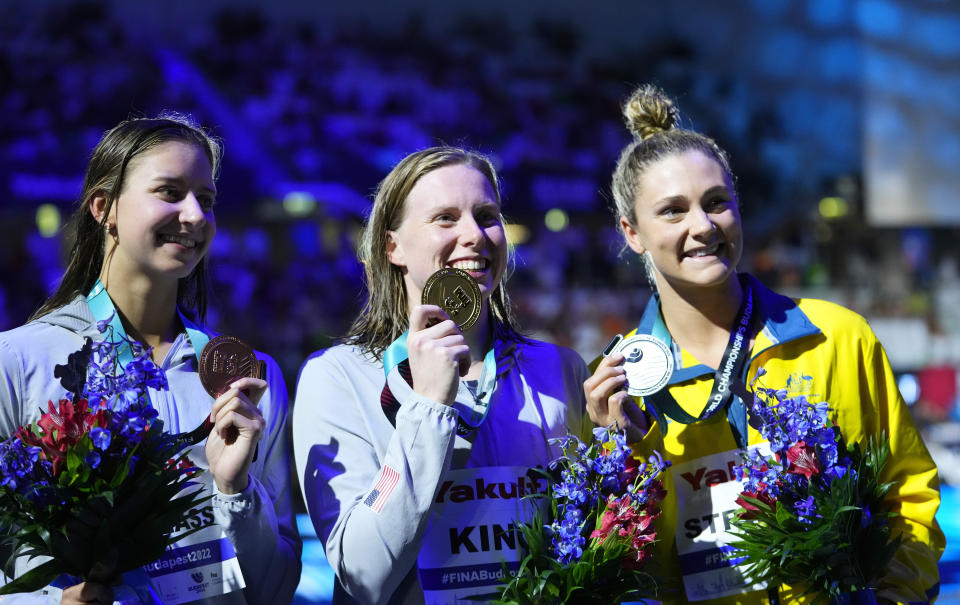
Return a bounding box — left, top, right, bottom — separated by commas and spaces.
591, 491, 661, 570
783, 440, 820, 480
619, 456, 641, 489
18, 399, 105, 475
592, 494, 634, 542
736, 483, 778, 520
166, 453, 198, 473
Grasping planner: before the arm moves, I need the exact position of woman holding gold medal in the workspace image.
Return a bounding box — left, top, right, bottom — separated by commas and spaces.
0, 116, 302, 604
293, 147, 590, 604
584, 84, 944, 604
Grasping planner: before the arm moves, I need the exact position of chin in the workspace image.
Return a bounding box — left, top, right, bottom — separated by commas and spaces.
694, 268, 737, 288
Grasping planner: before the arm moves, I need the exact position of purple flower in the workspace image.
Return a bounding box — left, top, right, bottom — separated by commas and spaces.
794, 495, 818, 524
85, 451, 102, 469
95, 314, 114, 334
90, 427, 111, 450
0, 437, 47, 493
545, 425, 669, 567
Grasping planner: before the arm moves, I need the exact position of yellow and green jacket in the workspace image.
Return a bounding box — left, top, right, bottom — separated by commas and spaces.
624, 274, 943, 604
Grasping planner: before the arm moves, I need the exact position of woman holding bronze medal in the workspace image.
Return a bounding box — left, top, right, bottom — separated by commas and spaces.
293, 147, 590, 604
584, 84, 944, 604
0, 117, 301, 604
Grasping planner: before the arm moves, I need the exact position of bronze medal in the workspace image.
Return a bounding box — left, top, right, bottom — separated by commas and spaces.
198, 334, 265, 398
421, 268, 482, 331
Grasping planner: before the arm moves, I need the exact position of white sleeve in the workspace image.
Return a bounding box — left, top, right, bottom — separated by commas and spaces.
212, 355, 302, 605
0, 336, 26, 439
293, 350, 458, 605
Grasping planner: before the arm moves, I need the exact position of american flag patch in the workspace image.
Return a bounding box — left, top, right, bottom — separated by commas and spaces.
363, 465, 400, 513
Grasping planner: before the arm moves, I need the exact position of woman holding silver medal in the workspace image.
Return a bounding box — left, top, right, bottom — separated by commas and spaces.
293, 146, 590, 604
584, 84, 943, 604
0, 116, 302, 604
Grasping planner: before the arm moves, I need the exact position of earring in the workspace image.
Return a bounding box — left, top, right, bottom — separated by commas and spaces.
106, 222, 117, 235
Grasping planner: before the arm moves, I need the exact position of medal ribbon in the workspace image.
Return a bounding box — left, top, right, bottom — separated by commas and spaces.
380, 331, 498, 436
86, 280, 210, 369
87, 281, 234, 452
642, 280, 758, 448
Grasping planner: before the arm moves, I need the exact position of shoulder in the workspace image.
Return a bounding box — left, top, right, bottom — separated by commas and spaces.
299, 342, 380, 375
794, 297, 876, 342
293, 343, 383, 429
0, 319, 86, 366
514, 338, 588, 375
296, 342, 382, 393
749, 274, 878, 346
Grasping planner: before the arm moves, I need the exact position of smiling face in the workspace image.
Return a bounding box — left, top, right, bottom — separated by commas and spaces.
621, 149, 742, 294
386, 163, 507, 312
94, 140, 217, 286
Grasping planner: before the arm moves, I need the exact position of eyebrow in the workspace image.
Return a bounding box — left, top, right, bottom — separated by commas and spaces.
151, 175, 217, 196
429, 199, 499, 211
655, 185, 730, 206
700, 185, 730, 199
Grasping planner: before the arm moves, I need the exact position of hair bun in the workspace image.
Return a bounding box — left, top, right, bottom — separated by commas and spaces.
622, 84, 679, 140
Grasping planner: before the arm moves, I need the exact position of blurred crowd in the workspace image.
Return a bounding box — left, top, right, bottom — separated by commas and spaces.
2, 2, 959, 480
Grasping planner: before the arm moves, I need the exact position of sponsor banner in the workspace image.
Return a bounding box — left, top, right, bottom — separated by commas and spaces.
673, 446, 770, 601
677, 544, 746, 575
418, 466, 542, 605
142, 443, 245, 603
419, 561, 518, 591
146, 554, 243, 605
144, 538, 233, 577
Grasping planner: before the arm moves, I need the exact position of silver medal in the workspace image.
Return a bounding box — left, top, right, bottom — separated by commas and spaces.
607, 334, 673, 396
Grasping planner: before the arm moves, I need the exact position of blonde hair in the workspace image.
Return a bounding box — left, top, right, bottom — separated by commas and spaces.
611, 84, 736, 228
345, 146, 522, 358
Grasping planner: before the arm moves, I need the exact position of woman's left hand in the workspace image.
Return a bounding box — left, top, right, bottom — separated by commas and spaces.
205, 376, 267, 494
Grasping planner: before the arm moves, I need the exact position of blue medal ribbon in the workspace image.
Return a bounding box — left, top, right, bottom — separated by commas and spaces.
86, 280, 210, 379
382, 331, 499, 433
640, 276, 758, 449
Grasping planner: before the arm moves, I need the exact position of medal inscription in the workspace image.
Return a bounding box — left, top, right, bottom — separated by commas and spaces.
610, 334, 674, 396
421, 268, 482, 331
199, 335, 263, 398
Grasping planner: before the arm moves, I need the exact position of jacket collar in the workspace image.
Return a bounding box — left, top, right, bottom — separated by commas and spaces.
634, 273, 821, 380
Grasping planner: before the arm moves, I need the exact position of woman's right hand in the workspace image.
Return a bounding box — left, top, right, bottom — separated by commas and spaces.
407, 304, 471, 406
61, 581, 114, 604
584, 351, 650, 441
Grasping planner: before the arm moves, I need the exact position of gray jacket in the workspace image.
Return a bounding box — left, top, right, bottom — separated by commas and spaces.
0, 297, 302, 604
294, 338, 590, 605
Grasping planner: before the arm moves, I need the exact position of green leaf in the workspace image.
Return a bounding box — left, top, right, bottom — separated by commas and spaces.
0, 559, 65, 595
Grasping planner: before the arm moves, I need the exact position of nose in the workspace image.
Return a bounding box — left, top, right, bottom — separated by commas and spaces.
179, 192, 208, 227
457, 214, 485, 249
688, 207, 716, 238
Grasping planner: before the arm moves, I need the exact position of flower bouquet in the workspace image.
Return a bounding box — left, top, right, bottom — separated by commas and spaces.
0, 319, 208, 594
729, 369, 900, 604
490, 426, 669, 604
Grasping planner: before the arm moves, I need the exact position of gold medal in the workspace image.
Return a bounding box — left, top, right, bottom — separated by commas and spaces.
421, 268, 482, 331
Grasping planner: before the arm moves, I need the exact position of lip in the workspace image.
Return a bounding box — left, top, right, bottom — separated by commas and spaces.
683, 242, 723, 259
446, 257, 491, 272
157, 233, 203, 249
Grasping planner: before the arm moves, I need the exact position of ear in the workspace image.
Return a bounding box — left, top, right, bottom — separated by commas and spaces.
385, 230, 405, 267
88, 192, 112, 225
620, 216, 646, 255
